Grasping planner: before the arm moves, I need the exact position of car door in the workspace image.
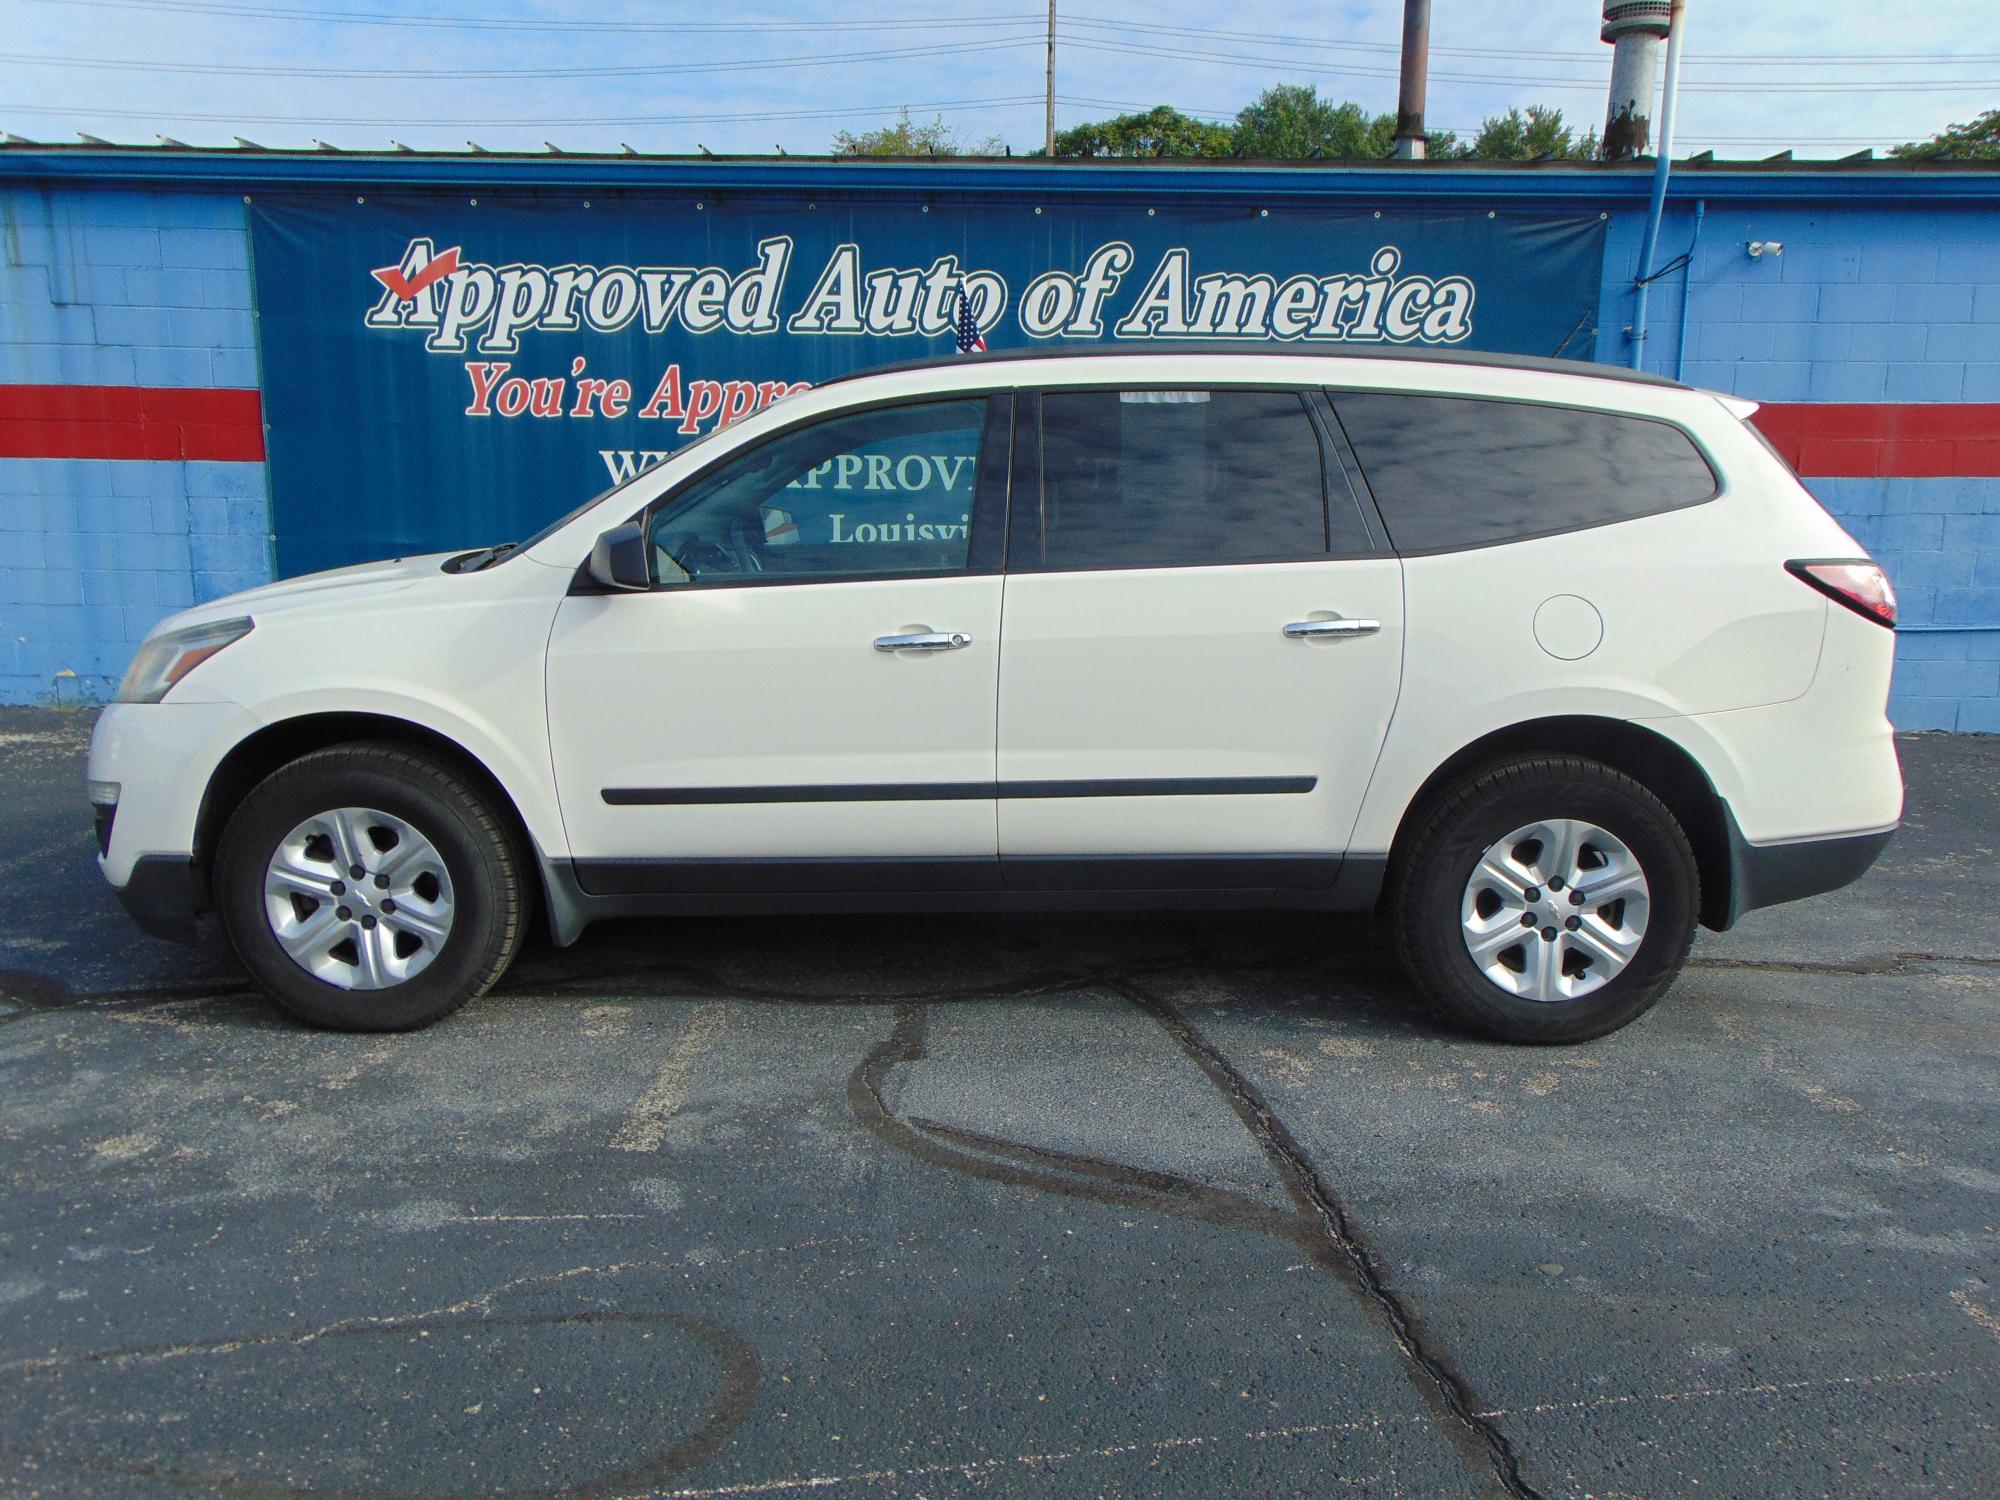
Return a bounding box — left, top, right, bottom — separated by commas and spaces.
545, 393, 1010, 894
996, 385, 1404, 890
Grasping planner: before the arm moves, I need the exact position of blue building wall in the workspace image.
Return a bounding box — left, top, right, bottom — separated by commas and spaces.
2, 165, 1997, 728
1, 185, 270, 702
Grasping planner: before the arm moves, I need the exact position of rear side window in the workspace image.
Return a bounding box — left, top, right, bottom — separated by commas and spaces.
1331, 392, 1718, 554
1015, 389, 1337, 571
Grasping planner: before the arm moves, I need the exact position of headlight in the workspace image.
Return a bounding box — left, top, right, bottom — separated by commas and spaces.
115, 617, 254, 704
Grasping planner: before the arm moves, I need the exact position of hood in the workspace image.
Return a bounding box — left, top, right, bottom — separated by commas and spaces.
159, 551, 465, 630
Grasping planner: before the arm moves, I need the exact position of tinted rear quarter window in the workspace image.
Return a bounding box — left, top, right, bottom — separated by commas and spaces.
1332, 392, 1718, 554
1019, 389, 1339, 570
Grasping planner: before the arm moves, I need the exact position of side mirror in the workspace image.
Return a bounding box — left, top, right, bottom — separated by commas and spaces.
587, 522, 650, 591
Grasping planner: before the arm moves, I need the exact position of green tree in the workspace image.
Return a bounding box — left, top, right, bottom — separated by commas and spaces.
1460, 105, 1599, 161
1893, 108, 2000, 160
1043, 87, 1464, 162
1231, 84, 1396, 158
830, 109, 1002, 157
1048, 104, 1233, 158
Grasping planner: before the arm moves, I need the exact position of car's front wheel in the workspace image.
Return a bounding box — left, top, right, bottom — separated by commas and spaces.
215, 743, 527, 1030
1387, 755, 1699, 1044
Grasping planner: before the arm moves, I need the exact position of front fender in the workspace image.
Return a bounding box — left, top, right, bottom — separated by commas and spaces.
238, 687, 570, 860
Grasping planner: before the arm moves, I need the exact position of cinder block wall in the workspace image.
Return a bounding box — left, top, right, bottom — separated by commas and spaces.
1, 186, 272, 703
4, 174, 1999, 729
1599, 200, 2000, 732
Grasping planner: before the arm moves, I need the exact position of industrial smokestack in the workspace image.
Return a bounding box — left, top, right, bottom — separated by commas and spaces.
1601, 1, 1673, 161
1393, 0, 1430, 160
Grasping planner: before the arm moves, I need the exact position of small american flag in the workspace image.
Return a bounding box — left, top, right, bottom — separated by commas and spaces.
955, 285, 987, 354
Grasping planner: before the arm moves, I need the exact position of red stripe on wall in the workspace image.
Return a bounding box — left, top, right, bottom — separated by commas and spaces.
1752, 402, 2000, 479
2, 386, 1994, 480
0, 385, 265, 462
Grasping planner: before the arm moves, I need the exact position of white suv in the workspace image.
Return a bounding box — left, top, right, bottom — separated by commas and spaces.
88, 349, 1902, 1042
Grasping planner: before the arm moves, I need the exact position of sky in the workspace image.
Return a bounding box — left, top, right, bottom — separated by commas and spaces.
3, 0, 1998, 160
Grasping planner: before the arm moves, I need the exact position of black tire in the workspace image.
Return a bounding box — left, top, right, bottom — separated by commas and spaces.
214, 742, 528, 1031
1387, 755, 1699, 1044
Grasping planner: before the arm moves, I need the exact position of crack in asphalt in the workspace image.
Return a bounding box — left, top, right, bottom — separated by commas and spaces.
1118, 979, 1546, 1500
848, 977, 1546, 1500
1688, 950, 2000, 977
8, 940, 1997, 1027
4, 1311, 759, 1500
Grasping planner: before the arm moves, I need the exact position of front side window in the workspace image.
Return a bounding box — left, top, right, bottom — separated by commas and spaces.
647, 399, 989, 584
1332, 391, 1719, 555
1015, 389, 1333, 571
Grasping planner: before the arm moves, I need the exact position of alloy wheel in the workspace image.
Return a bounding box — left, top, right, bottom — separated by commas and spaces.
1459, 818, 1651, 1003
262, 806, 455, 990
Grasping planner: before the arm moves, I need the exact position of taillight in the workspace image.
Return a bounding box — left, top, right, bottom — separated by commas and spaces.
1786, 559, 1897, 628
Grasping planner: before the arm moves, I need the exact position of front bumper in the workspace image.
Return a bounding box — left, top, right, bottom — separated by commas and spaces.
112, 856, 205, 943
89, 700, 261, 931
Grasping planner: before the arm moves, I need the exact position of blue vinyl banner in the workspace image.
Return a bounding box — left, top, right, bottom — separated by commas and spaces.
248, 192, 1607, 576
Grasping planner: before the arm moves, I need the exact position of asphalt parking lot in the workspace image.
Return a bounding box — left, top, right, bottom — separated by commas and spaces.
1, 708, 1995, 1499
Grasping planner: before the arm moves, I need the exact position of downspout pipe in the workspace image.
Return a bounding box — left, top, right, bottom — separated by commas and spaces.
1629, 0, 1687, 372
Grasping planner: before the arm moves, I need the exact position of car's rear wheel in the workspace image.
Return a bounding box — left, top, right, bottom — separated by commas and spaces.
215, 743, 527, 1030
1387, 755, 1699, 1043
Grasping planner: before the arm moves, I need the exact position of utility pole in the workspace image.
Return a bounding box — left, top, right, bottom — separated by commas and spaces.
1044, 0, 1057, 155
1393, 0, 1430, 160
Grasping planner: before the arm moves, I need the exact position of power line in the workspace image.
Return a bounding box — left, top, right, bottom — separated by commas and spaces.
21, 28, 1975, 96
1056, 104, 1907, 149
1058, 94, 1238, 121
26, 0, 1041, 33
33, 0, 1990, 65
0, 35, 1046, 81
1065, 14, 2000, 67
1061, 36, 2000, 93
1044, 98, 1911, 149
0, 95, 1047, 129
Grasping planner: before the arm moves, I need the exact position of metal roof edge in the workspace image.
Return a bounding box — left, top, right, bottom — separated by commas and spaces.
2, 148, 1999, 202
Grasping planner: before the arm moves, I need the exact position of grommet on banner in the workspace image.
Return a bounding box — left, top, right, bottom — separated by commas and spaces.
1373, 210, 1382, 218
1034, 206, 1043, 215
356, 196, 364, 204
1259, 209, 1269, 218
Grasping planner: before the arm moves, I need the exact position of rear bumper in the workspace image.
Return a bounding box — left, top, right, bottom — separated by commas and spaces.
1717, 815, 1894, 930
111, 855, 204, 944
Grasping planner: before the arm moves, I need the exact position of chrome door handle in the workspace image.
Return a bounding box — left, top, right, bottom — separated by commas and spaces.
873, 631, 972, 652
1283, 618, 1382, 639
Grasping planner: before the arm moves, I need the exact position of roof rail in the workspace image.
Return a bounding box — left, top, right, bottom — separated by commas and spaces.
825, 343, 1690, 390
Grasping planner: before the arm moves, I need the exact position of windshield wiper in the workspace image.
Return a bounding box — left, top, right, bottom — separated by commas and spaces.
446, 541, 518, 573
